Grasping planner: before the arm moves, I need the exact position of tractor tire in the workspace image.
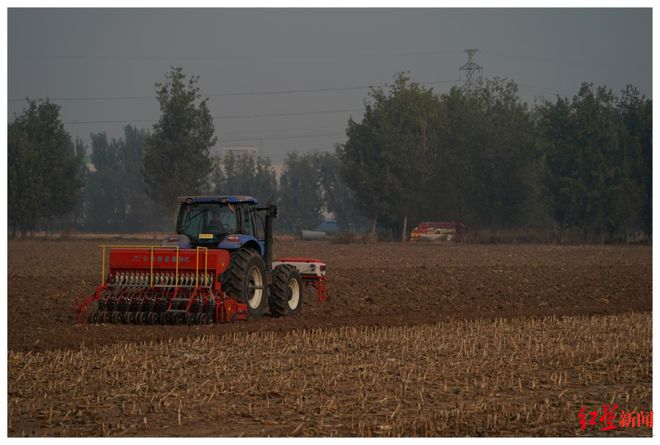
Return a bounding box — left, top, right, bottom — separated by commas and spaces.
269, 264, 303, 317
223, 248, 268, 318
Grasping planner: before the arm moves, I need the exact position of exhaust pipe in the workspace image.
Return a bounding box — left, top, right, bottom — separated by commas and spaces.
264, 204, 277, 272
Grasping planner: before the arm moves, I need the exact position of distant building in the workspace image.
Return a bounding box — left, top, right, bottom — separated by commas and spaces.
271, 162, 284, 182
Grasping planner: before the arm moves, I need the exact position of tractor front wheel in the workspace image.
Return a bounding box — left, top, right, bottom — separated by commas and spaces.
223, 248, 268, 318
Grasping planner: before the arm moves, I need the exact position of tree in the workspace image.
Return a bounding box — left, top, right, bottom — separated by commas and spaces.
143, 67, 217, 218
120, 125, 153, 231
572, 84, 621, 242
83, 125, 152, 232
84, 132, 125, 230
538, 83, 647, 243
318, 149, 364, 231
470, 78, 540, 229
617, 86, 651, 240
69, 138, 88, 228
213, 152, 277, 205
537, 96, 581, 241
253, 156, 278, 204
278, 152, 323, 233
8, 99, 84, 236
339, 73, 444, 240
223, 152, 256, 195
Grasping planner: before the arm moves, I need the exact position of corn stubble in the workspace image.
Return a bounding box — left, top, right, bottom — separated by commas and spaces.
8, 312, 651, 437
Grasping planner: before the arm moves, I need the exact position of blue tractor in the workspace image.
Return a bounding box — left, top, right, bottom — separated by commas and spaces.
161, 195, 302, 318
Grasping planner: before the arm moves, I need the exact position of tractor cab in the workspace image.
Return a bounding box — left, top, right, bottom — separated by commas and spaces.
166, 196, 266, 255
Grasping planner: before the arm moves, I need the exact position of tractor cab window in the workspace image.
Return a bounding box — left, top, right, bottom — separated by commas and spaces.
254, 213, 265, 240
176, 203, 238, 240
240, 205, 255, 237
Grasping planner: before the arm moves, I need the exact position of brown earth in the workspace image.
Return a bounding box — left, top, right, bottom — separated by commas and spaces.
8, 239, 652, 353
7, 239, 653, 437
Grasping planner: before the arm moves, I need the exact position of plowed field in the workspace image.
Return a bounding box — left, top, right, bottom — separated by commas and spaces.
7, 239, 652, 436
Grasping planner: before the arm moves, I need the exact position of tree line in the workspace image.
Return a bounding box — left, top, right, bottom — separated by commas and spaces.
340, 74, 651, 243
8, 67, 651, 243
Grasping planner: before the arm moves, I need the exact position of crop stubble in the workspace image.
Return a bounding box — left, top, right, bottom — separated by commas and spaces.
7, 239, 652, 436
8, 313, 652, 436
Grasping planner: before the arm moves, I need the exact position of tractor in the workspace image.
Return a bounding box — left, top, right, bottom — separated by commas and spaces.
76, 196, 327, 324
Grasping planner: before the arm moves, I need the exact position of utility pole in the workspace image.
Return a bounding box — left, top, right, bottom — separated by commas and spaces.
459, 48, 483, 91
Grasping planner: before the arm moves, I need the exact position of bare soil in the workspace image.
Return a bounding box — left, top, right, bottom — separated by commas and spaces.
8, 239, 651, 353
7, 239, 652, 437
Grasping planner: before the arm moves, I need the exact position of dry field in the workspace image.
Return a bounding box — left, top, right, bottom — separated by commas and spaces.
7, 239, 653, 436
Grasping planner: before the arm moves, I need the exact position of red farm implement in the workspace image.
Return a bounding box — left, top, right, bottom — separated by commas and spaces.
76, 245, 327, 324
76, 197, 327, 325
410, 221, 466, 242
76, 245, 247, 324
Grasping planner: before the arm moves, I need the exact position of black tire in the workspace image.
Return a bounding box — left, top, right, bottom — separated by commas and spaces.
223, 248, 268, 318
88, 311, 99, 324
269, 264, 303, 317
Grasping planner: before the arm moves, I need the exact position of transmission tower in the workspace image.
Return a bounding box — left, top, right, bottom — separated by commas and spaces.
459, 49, 483, 91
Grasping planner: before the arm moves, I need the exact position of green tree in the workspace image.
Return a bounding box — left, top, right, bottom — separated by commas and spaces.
340, 73, 443, 240
278, 152, 323, 233
120, 125, 152, 231
224, 152, 256, 194
85, 132, 125, 230
617, 86, 652, 240
253, 156, 278, 204
537, 96, 581, 241
69, 138, 88, 228
143, 67, 216, 218
83, 126, 152, 231
538, 83, 646, 243
572, 84, 621, 242
426, 86, 484, 225
318, 150, 364, 231
214, 152, 277, 204
210, 155, 227, 194
8, 99, 84, 236
470, 79, 540, 229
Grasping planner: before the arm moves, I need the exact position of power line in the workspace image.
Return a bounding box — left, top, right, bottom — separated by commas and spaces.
62, 107, 363, 125
517, 83, 578, 96
9, 49, 464, 62
480, 49, 629, 71
8, 79, 459, 103
219, 132, 345, 143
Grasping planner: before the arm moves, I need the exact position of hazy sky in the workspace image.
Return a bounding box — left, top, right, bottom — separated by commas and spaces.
8, 8, 652, 162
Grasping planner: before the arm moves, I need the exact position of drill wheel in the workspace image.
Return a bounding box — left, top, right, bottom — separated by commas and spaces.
147, 312, 157, 325
175, 313, 186, 325
88, 310, 99, 324
135, 312, 146, 325
111, 311, 123, 324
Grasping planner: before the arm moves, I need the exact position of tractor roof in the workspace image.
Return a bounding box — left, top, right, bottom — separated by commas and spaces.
177, 195, 258, 204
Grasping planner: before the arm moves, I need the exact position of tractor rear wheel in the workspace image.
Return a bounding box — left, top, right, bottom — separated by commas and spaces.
223, 248, 268, 318
269, 264, 303, 317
